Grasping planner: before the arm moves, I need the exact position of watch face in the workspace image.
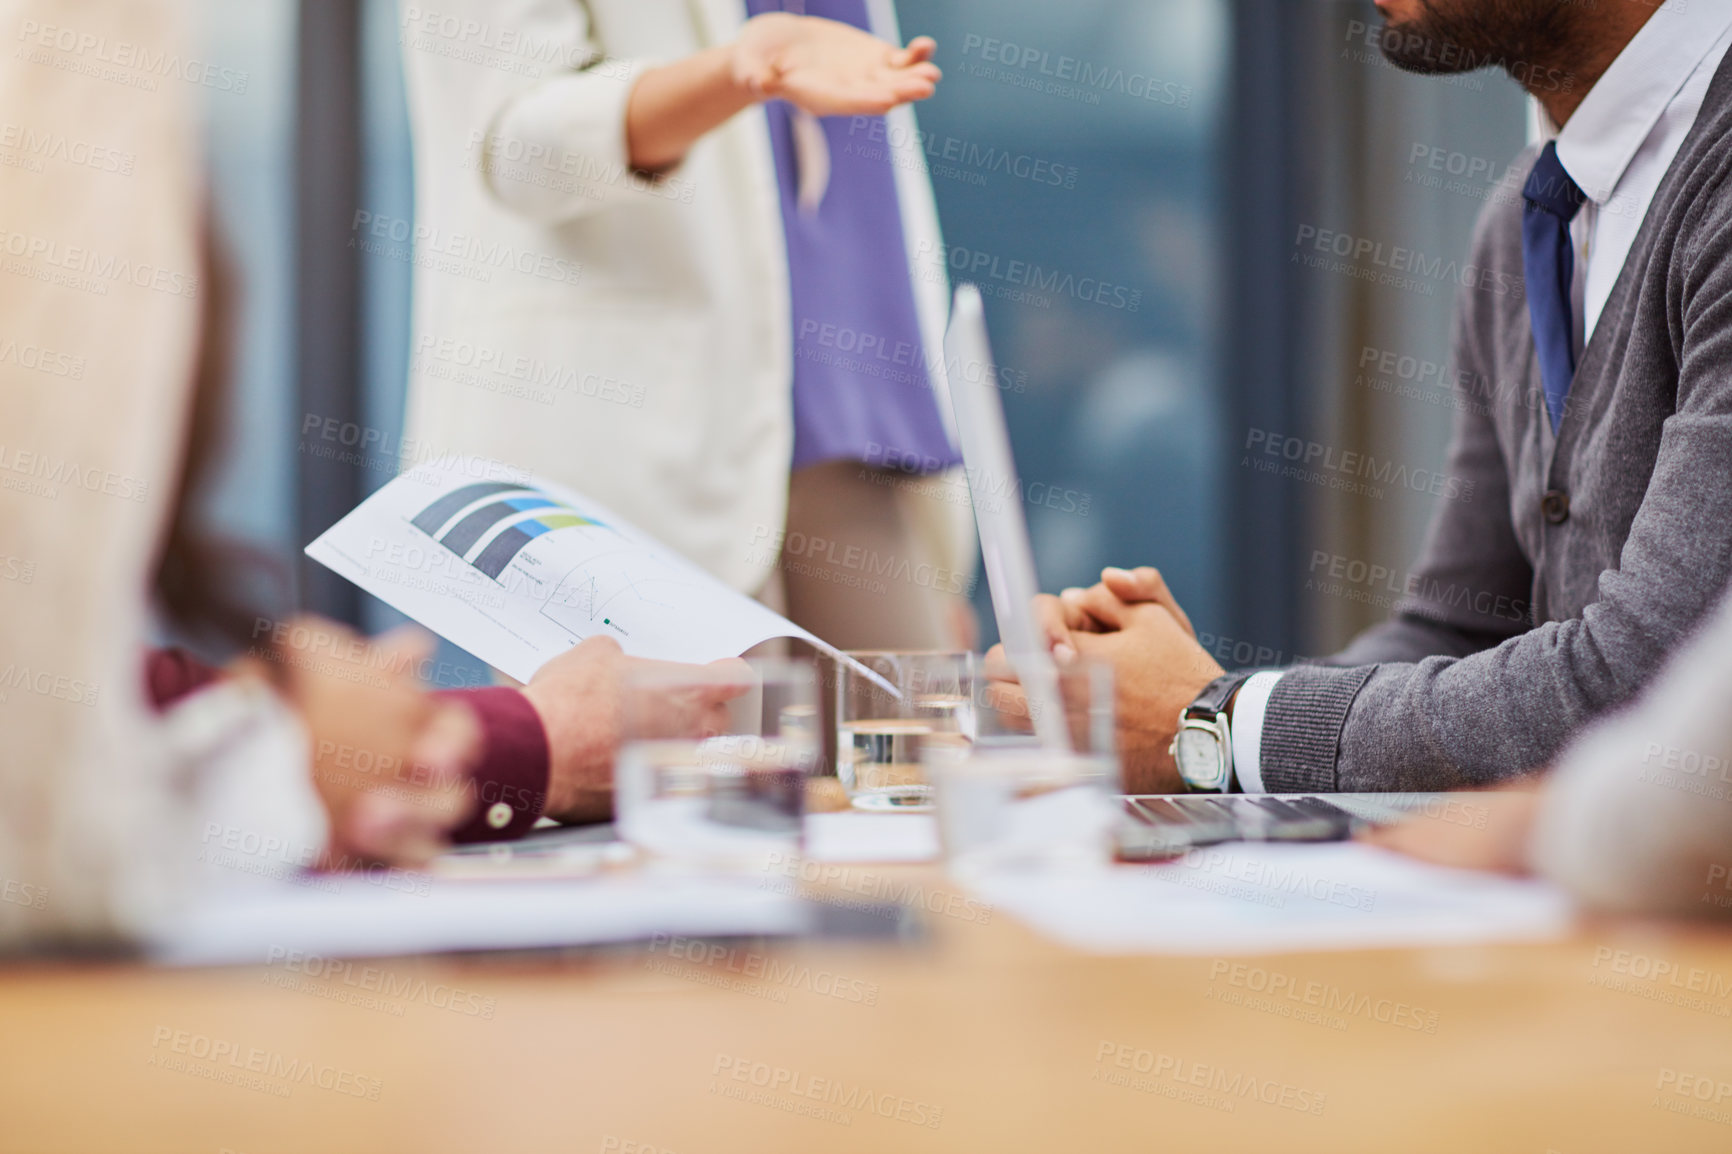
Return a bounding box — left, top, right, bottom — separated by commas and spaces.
1175, 726, 1226, 790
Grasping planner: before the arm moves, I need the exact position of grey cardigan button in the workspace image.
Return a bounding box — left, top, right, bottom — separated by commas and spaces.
1542, 490, 1570, 524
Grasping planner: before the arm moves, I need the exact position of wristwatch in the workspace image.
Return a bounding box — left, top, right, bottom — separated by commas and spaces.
1171, 673, 1253, 793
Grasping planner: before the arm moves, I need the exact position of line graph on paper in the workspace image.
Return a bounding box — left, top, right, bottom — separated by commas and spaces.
538, 548, 700, 645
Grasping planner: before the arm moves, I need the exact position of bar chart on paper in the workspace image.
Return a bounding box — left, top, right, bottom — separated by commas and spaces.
306, 459, 833, 680
409, 484, 597, 578
407, 480, 698, 643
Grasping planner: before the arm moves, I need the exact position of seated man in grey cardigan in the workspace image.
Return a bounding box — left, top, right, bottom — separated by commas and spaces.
990, 0, 1732, 795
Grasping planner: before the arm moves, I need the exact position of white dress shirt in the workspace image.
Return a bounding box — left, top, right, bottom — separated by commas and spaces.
1233, 0, 1732, 793
1556, 1, 1732, 349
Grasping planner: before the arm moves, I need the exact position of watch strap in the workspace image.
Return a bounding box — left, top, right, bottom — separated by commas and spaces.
1186, 673, 1253, 719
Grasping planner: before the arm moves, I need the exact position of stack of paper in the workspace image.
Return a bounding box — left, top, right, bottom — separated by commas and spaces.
965, 842, 1574, 955
804, 813, 941, 863
152, 873, 811, 967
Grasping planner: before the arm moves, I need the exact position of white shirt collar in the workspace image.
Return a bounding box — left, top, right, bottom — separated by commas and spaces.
1554, 0, 1732, 204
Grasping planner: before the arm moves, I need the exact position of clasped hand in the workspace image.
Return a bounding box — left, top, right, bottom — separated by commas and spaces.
983, 567, 1225, 792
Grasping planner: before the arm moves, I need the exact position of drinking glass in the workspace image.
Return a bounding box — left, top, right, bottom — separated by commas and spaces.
614, 658, 819, 871
928, 657, 1121, 874
835, 651, 975, 812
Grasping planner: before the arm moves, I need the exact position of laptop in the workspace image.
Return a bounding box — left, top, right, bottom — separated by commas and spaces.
941, 284, 1442, 857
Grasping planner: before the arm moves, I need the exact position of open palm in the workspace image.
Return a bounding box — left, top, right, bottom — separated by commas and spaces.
734, 13, 941, 118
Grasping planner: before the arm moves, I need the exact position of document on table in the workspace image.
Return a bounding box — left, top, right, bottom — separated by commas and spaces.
804, 813, 941, 863
305, 457, 857, 682
965, 843, 1574, 955
152, 873, 813, 967
438, 815, 941, 867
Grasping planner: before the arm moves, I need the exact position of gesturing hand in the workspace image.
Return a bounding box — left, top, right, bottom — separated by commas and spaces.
734, 14, 941, 118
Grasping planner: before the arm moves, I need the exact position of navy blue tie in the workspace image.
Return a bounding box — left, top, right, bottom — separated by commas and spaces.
1522, 141, 1587, 431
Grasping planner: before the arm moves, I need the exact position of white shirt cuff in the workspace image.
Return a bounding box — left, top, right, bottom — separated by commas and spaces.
1229, 671, 1284, 794
167, 679, 329, 891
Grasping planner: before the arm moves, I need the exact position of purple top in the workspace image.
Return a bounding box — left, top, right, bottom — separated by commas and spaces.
746, 0, 960, 474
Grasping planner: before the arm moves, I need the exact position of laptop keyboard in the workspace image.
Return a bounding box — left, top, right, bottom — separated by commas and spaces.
1123, 794, 1359, 845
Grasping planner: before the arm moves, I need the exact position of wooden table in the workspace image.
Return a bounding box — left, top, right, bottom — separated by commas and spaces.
5, 867, 1732, 1153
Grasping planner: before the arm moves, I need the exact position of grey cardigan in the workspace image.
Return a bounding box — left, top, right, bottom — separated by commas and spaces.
1261, 52, 1732, 793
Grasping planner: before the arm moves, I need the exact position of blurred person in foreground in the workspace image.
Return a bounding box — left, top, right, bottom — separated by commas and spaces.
0, 0, 733, 954
1368, 585, 1732, 920
0, 0, 380, 950
990, 0, 1732, 800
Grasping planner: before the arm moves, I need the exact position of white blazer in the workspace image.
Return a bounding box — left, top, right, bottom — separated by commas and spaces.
396, 0, 956, 592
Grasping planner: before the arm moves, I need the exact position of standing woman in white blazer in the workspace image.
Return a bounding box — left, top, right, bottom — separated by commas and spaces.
396, 0, 977, 649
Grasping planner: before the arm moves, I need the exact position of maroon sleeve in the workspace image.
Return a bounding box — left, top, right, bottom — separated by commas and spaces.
144, 648, 223, 711
144, 648, 549, 844
438, 687, 551, 844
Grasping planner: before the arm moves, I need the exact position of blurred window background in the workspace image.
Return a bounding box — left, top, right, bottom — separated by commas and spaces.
196, 0, 1527, 681
895, 0, 1231, 639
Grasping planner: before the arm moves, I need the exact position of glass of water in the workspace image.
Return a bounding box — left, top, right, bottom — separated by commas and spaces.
836, 651, 975, 812
929, 657, 1121, 874
614, 658, 820, 872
